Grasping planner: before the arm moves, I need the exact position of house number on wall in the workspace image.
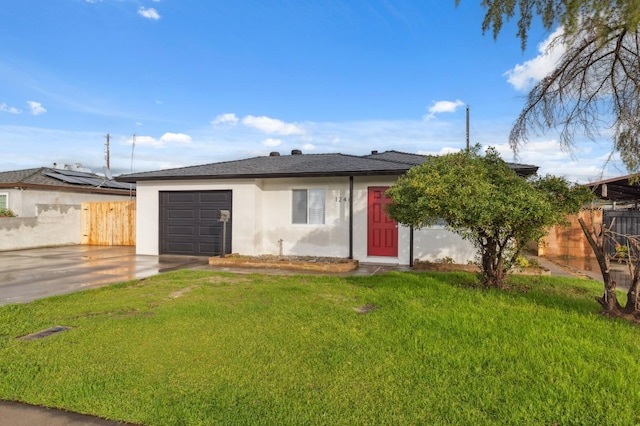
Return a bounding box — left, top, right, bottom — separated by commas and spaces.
335, 197, 350, 202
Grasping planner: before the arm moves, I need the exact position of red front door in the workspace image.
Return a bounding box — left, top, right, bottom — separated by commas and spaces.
367, 186, 398, 257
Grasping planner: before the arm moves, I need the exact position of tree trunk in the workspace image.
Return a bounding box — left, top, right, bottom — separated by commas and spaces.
622, 260, 640, 314
578, 217, 621, 312
480, 239, 507, 288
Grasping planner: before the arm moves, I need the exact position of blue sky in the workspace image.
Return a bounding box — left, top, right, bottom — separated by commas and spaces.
0, 0, 626, 182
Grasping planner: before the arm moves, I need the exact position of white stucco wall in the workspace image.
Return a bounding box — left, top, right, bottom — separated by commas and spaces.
0, 204, 80, 250
135, 179, 262, 256
2, 188, 133, 217
0, 188, 134, 251
412, 226, 478, 264
136, 176, 477, 265
259, 177, 352, 258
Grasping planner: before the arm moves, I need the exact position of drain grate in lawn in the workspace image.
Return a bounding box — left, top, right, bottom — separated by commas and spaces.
18, 326, 72, 340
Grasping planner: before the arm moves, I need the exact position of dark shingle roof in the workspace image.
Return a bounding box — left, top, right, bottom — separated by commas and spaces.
0, 168, 52, 185
117, 150, 539, 183
365, 150, 431, 166
367, 150, 538, 176
0, 167, 135, 194
117, 152, 414, 182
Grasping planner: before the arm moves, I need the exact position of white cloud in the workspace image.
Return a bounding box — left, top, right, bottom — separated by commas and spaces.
211, 113, 239, 126
424, 99, 465, 120
505, 27, 566, 91
417, 147, 462, 156
130, 133, 191, 148
132, 135, 162, 147
138, 7, 160, 20
1, 113, 622, 184
242, 115, 306, 135
160, 132, 192, 144
0, 103, 21, 114
27, 101, 46, 116
262, 138, 282, 147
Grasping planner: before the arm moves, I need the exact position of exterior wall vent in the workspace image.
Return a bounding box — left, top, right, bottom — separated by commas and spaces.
269, 152, 280, 156
291, 149, 302, 155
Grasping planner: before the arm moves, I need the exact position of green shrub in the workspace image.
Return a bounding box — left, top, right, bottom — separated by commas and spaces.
0, 208, 16, 217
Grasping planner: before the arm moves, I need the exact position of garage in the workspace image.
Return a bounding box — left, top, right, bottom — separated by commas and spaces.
159, 190, 232, 256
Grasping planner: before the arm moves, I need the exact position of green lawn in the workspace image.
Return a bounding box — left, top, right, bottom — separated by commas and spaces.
0, 270, 639, 425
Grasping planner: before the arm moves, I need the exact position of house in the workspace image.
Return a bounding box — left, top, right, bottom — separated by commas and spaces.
0, 165, 135, 250
540, 174, 640, 259
117, 150, 538, 266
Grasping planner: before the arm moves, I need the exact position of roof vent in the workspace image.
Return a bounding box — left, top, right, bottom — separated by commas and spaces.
291, 149, 302, 155
269, 151, 280, 156
371, 150, 378, 155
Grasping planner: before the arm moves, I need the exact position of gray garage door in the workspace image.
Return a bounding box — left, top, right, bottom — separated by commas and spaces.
159, 190, 232, 256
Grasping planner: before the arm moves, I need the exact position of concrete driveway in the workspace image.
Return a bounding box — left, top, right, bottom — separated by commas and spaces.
0, 245, 612, 307
0, 245, 208, 306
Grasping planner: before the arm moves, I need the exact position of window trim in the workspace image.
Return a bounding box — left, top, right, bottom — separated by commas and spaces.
0, 193, 8, 210
291, 188, 326, 225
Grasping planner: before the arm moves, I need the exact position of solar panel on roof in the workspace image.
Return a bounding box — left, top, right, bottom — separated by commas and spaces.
44, 171, 135, 190
100, 180, 133, 190
45, 172, 88, 185
52, 169, 97, 178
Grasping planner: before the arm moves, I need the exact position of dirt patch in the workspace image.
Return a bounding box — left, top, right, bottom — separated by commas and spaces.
353, 304, 379, 314
600, 310, 640, 325
413, 260, 479, 273
168, 285, 199, 299
209, 254, 359, 273
413, 260, 550, 276
200, 275, 253, 285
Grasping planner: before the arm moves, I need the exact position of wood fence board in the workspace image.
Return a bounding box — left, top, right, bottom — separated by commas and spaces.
81, 201, 136, 246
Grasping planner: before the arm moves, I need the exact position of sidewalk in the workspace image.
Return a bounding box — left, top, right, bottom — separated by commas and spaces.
533, 256, 603, 281
0, 400, 134, 426
539, 255, 632, 289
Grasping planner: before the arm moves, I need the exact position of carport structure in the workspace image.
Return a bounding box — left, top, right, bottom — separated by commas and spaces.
585, 175, 640, 257
586, 175, 640, 203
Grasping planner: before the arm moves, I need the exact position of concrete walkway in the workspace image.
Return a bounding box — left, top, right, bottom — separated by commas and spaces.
0, 245, 614, 425
0, 401, 135, 426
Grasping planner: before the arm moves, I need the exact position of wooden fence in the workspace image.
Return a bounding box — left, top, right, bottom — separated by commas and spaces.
537, 209, 602, 258
81, 201, 136, 246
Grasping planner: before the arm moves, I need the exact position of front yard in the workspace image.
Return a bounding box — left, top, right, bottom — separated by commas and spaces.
0, 270, 639, 425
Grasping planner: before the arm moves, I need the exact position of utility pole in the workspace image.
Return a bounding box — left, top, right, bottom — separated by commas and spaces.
466, 105, 470, 152
131, 134, 136, 173
105, 133, 111, 169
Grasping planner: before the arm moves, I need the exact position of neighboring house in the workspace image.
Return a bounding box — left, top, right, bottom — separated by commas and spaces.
117, 150, 538, 266
0, 166, 135, 250
541, 174, 640, 258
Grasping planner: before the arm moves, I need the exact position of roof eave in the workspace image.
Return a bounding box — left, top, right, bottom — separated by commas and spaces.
117, 169, 409, 183
0, 182, 135, 196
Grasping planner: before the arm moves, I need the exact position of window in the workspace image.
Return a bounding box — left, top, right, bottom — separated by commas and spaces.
292, 189, 325, 224
0, 193, 7, 210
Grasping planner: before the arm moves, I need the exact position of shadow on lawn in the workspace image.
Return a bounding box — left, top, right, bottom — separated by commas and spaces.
344, 270, 602, 318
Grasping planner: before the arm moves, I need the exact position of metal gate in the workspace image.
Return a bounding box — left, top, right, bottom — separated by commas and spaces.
603, 210, 640, 256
